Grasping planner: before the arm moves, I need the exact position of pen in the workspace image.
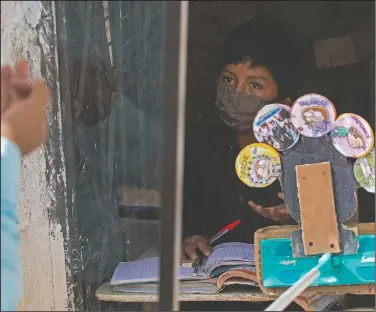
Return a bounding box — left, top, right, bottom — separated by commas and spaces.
192, 219, 241, 275
207, 219, 242, 245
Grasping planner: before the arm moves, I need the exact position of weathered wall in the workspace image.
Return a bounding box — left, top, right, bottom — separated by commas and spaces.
1, 1, 72, 310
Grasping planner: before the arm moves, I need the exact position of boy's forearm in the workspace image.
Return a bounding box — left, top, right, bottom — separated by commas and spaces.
1, 137, 22, 311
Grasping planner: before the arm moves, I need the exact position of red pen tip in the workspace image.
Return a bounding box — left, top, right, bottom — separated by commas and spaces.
220, 219, 241, 232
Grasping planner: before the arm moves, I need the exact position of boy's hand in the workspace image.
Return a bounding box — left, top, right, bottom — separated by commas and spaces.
1, 61, 51, 155
182, 235, 212, 261
1, 60, 31, 113
248, 192, 296, 225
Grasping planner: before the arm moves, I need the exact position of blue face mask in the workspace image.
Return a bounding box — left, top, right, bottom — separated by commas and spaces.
215, 84, 270, 133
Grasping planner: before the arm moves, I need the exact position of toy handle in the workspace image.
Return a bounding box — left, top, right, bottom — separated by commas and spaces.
265, 253, 332, 311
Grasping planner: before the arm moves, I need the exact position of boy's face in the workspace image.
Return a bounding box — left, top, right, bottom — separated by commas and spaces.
218, 61, 279, 102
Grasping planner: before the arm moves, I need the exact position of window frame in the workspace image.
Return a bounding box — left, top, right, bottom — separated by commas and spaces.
55, 1, 189, 310
159, 1, 189, 310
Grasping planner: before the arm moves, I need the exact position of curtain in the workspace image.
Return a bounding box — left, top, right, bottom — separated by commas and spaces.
60, 1, 163, 309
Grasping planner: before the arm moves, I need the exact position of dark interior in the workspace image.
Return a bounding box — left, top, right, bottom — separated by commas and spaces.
185, 0, 375, 222
182, 2, 375, 310
186, 1, 374, 133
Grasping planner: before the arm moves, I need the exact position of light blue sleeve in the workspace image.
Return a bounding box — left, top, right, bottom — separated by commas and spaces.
1, 137, 22, 311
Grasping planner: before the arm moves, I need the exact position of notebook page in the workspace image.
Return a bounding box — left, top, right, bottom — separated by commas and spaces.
205, 242, 254, 275
110, 257, 159, 285
114, 283, 159, 294
207, 242, 254, 263
295, 294, 344, 311
114, 279, 218, 295
110, 257, 207, 285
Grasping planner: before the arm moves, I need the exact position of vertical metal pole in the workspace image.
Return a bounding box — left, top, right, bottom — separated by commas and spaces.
371, 2, 375, 127
159, 1, 189, 311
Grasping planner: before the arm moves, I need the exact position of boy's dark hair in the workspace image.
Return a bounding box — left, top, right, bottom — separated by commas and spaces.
218, 17, 304, 99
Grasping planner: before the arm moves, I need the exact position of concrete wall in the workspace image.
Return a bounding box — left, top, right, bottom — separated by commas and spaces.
1, 1, 72, 310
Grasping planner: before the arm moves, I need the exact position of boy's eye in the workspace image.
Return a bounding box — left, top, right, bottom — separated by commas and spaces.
249, 82, 262, 89
222, 75, 234, 84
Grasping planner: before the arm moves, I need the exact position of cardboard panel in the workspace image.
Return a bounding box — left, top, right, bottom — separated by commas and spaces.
296, 162, 340, 255
254, 223, 375, 296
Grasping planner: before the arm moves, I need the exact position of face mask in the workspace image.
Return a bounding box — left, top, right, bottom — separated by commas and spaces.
215, 84, 269, 133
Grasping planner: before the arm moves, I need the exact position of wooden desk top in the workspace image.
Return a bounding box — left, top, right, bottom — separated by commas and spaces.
96, 282, 276, 303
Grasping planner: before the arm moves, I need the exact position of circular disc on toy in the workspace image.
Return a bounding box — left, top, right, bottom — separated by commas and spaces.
354, 148, 375, 193
331, 113, 374, 158
253, 104, 300, 151
290, 93, 336, 138
235, 143, 281, 188
271, 103, 292, 112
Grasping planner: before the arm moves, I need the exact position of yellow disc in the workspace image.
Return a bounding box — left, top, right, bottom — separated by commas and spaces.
235, 143, 281, 188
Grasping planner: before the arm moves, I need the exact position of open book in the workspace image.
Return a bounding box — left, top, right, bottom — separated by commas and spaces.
110, 242, 344, 311
113, 267, 258, 294
110, 242, 254, 285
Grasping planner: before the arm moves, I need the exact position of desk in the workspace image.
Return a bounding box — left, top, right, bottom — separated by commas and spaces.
96, 282, 275, 311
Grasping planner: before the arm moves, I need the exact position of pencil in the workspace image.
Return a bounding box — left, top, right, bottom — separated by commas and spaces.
192, 250, 203, 276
